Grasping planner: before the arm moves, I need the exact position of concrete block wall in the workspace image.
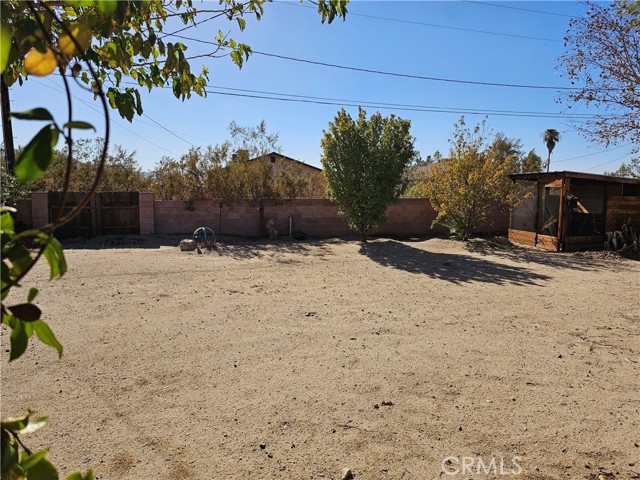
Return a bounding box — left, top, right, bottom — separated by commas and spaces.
21, 192, 510, 238
264, 199, 351, 237
153, 199, 260, 237
31, 192, 49, 229
378, 199, 448, 237
138, 193, 155, 235
13, 199, 33, 231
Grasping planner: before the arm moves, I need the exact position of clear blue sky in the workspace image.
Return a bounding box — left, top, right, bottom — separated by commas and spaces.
8, 1, 635, 174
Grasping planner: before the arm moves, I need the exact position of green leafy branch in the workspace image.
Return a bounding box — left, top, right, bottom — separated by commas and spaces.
1, 2, 113, 479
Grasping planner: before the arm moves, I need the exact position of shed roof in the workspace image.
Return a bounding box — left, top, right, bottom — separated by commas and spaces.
509, 171, 640, 185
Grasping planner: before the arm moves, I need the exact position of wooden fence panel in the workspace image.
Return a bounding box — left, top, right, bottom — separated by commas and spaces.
48, 192, 140, 237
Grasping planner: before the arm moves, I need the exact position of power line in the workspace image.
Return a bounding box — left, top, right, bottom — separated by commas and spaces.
553, 143, 633, 164
32, 78, 182, 157
585, 152, 634, 172
117, 79, 600, 119
274, 1, 561, 43
142, 113, 197, 148
168, 33, 577, 91
49, 74, 212, 144
201, 88, 595, 119
464, 1, 577, 19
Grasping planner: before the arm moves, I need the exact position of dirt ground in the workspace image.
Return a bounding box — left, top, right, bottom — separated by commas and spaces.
2, 236, 639, 480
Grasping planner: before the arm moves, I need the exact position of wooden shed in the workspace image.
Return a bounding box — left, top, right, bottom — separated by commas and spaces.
508, 171, 640, 252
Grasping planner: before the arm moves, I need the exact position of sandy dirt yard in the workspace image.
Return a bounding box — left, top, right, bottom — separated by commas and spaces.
2, 236, 639, 480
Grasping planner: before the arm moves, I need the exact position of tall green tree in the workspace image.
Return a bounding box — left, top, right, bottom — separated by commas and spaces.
489, 133, 543, 173
321, 107, 417, 242
542, 128, 560, 172
520, 149, 543, 173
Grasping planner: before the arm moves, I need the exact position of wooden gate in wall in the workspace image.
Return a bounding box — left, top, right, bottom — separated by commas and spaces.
48, 192, 139, 238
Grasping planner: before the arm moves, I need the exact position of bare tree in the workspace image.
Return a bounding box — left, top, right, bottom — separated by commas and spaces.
559, 0, 640, 153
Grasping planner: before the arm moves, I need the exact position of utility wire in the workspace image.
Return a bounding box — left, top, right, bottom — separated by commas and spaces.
204, 84, 602, 118
34, 78, 182, 157
274, 1, 561, 43
464, 1, 577, 19
117, 79, 601, 119
168, 32, 577, 91
142, 114, 197, 148
199, 88, 589, 119
553, 143, 633, 164
585, 152, 634, 172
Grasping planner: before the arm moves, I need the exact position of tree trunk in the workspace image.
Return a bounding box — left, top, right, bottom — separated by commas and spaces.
360, 224, 367, 243
546, 152, 551, 172
1, 78, 16, 172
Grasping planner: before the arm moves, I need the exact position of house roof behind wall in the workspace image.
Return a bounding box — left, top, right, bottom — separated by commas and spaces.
250, 152, 323, 172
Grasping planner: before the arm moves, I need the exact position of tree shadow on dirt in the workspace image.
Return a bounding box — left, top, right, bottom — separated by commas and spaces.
61, 234, 344, 260
207, 237, 346, 260
359, 240, 552, 286
464, 237, 637, 271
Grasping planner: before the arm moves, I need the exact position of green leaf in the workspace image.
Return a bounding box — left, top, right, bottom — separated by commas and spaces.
17, 417, 48, 436
64, 0, 93, 6
1, 262, 10, 295
11, 108, 54, 121
42, 237, 67, 279
1, 212, 15, 234
1, 413, 31, 431
32, 320, 63, 358
230, 50, 242, 67
20, 448, 48, 471
28, 287, 38, 302
97, 0, 118, 15
8, 303, 41, 322
0, 23, 11, 74
23, 455, 58, 480
62, 121, 95, 131
66, 470, 94, 480
9, 317, 29, 361
7, 242, 33, 278
14, 125, 54, 183
1, 436, 22, 478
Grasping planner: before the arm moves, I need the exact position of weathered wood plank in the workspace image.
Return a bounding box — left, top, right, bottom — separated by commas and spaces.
508, 229, 536, 247
536, 234, 558, 251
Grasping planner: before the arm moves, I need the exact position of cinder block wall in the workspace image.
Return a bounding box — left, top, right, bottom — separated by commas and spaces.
31, 192, 49, 229
153, 199, 261, 237
138, 193, 155, 235
13, 199, 33, 231
22, 192, 510, 238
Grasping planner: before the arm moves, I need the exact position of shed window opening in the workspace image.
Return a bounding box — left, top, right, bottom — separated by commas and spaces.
540, 187, 560, 237
509, 181, 537, 232
567, 184, 605, 237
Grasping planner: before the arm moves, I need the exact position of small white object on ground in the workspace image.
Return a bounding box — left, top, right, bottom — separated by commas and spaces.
341, 467, 353, 480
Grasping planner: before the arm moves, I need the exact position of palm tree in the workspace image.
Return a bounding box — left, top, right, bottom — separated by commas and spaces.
542, 129, 561, 172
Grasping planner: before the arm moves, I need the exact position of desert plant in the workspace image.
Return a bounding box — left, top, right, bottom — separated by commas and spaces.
605, 217, 639, 253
